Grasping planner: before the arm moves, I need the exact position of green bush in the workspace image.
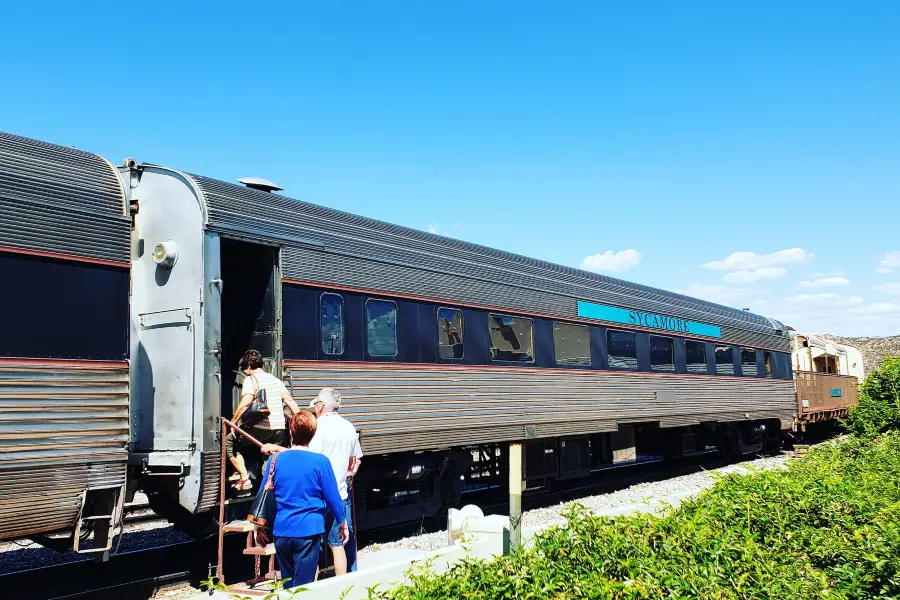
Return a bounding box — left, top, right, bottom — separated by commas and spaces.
845, 356, 900, 437
373, 433, 900, 600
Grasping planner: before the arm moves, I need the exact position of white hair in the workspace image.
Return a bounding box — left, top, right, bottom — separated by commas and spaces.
316, 387, 342, 412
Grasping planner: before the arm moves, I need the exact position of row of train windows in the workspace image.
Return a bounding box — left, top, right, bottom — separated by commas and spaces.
321, 294, 773, 376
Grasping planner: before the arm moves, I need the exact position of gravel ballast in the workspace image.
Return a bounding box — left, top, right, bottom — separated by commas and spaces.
358, 452, 793, 555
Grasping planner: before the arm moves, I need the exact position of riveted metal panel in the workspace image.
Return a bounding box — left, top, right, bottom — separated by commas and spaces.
189, 174, 786, 349
0, 132, 129, 263
0, 361, 129, 539
284, 362, 796, 455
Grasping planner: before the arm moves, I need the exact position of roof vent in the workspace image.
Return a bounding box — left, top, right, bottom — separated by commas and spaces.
237, 177, 283, 193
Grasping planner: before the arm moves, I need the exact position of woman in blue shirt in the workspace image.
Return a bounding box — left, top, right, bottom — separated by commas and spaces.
257, 411, 348, 587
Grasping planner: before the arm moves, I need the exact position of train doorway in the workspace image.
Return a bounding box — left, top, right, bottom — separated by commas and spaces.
218, 238, 281, 422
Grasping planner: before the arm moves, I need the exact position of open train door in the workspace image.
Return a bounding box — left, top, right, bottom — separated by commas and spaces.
218, 237, 282, 489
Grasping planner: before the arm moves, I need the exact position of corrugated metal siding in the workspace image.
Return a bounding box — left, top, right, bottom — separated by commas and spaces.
0, 132, 129, 263
0, 361, 129, 539
196, 452, 222, 512
190, 175, 786, 349
284, 362, 797, 455
283, 248, 784, 349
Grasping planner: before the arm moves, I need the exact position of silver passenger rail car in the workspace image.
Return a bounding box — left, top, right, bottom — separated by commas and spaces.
1, 130, 798, 549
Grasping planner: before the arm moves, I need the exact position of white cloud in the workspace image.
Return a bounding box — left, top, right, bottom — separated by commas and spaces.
784, 293, 864, 308
722, 267, 787, 284
860, 302, 900, 314
873, 282, 900, 295
427, 224, 453, 237
676, 284, 750, 306
798, 276, 850, 289
702, 248, 814, 271
580, 249, 642, 273
877, 251, 900, 274
758, 292, 900, 336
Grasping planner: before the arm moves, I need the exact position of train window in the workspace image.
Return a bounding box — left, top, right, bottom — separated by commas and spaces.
715, 345, 735, 375
607, 330, 637, 369
438, 307, 464, 359
366, 299, 398, 357
553, 322, 591, 366
741, 347, 757, 376
764, 351, 773, 377
488, 314, 534, 362
685, 340, 707, 373
320, 293, 345, 355
649, 335, 675, 372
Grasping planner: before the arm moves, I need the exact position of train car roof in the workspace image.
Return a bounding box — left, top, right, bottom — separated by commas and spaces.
177, 171, 784, 339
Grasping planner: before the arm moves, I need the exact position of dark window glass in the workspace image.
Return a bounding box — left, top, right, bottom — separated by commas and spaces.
607, 330, 637, 369
764, 351, 773, 377
553, 322, 591, 366
438, 307, 464, 359
741, 348, 757, 376
685, 340, 708, 373
366, 299, 397, 357
650, 336, 675, 372
715, 345, 735, 375
488, 314, 534, 362
320, 293, 345, 355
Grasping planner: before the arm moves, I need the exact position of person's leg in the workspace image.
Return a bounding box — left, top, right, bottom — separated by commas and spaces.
274, 537, 296, 587
289, 536, 321, 587
343, 496, 357, 573
326, 503, 348, 575
226, 431, 250, 487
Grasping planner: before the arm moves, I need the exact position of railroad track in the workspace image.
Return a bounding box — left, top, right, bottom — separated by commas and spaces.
358, 448, 745, 546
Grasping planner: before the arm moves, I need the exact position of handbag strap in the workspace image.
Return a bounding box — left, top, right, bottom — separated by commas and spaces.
264, 454, 277, 490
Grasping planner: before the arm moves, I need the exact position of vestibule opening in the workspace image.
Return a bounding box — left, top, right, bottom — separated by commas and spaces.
219, 238, 280, 423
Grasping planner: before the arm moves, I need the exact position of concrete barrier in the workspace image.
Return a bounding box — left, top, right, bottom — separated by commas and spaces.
191, 491, 701, 599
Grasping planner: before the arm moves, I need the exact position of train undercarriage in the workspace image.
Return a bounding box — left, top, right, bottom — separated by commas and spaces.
193, 419, 780, 534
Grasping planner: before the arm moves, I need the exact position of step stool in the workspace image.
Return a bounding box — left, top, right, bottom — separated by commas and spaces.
223, 520, 278, 585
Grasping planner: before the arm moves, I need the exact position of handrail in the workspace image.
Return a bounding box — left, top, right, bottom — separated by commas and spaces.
217, 417, 264, 583
214, 415, 362, 586
222, 418, 265, 448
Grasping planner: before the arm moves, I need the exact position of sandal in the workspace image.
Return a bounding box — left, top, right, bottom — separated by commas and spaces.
231, 478, 252, 491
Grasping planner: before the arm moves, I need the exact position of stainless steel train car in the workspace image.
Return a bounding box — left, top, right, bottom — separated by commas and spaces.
0, 131, 797, 554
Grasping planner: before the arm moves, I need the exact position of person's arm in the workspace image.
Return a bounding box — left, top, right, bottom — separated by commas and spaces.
318, 459, 348, 544
281, 387, 301, 416
261, 443, 287, 455
348, 436, 363, 477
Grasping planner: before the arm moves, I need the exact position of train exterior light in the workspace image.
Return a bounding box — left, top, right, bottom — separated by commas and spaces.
152, 241, 179, 268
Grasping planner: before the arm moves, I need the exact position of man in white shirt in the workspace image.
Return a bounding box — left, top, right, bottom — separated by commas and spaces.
309, 388, 362, 575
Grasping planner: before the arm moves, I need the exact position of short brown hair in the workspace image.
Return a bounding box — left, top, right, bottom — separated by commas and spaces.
289, 412, 317, 446
240, 349, 264, 371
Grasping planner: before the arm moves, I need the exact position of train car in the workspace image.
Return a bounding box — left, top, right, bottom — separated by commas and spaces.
0, 131, 797, 554
789, 331, 862, 431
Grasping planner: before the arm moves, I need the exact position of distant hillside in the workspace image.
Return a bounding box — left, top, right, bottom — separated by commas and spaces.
819, 335, 900, 374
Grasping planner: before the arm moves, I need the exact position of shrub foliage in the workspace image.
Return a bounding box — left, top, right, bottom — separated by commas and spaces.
374, 434, 900, 600
845, 355, 900, 437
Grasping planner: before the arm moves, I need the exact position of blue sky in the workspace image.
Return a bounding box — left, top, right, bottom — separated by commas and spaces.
2, 2, 899, 335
